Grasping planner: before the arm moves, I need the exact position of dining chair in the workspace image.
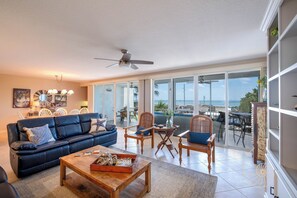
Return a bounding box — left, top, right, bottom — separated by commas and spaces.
69, 109, 80, 115
55, 108, 67, 116
38, 108, 53, 117
79, 107, 89, 114
178, 115, 215, 174
124, 112, 154, 154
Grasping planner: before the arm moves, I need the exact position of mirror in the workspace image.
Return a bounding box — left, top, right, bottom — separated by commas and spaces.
33, 90, 52, 108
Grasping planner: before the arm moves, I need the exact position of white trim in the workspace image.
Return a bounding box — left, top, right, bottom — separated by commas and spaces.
260, 0, 283, 32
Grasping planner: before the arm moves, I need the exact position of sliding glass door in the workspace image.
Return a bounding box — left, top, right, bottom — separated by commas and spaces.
198, 74, 226, 145
94, 84, 114, 124
227, 71, 259, 149
153, 79, 171, 125
173, 77, 194, 134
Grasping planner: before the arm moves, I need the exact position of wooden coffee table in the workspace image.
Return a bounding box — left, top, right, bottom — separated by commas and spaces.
60, 145, 151, 198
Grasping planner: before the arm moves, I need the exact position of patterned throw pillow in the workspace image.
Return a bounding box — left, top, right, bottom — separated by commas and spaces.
23, 124, 55, 146
89, 118, 107, 133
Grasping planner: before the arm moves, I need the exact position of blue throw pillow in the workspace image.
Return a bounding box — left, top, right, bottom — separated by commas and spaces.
188, 132, 210, 145
135, 126, 150, 136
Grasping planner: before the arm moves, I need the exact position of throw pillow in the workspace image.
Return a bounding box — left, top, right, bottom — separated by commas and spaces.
23, 124, 55, 146
135, 126, 150, 136
188, 132, 210, 145
89, 118, 107, 133
11, 141, 37, 150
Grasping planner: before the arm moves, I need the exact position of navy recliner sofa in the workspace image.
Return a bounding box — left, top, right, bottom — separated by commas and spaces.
7, 113, 117, 178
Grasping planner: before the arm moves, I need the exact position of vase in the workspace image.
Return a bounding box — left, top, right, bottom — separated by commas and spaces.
262, 88, 267, 102
166, 117, 173, 128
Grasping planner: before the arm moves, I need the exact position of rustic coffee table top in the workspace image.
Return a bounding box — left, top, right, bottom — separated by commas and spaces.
60, 145, 151, 193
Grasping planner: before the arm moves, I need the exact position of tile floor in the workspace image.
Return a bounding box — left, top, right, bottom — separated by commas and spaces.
0, 128, 265, 197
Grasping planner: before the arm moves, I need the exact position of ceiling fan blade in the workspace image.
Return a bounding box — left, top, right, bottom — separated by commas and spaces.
94, 58, 118, 62
106, 63, 119, 68
129, 60, 154, 64
130, 64, 139, 70
121, 53, 131, 62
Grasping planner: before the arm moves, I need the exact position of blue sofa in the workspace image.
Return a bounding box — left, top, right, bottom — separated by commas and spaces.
7, 113, 117, 178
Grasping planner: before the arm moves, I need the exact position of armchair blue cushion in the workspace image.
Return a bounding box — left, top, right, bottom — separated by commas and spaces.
135, 126, 150, 136
188, 132, 210, 145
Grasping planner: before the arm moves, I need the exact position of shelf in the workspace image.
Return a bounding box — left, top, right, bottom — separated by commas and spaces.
284, 167, 297, 193
279, 0, 297, 35
268, 74, 279, 82
269, 129, 280, 139
268, 43, 279, 78
280, 9, 297, 38
269, 110, 279, 131
280, 109, 297, 117
269, 132, 280, 162
269, 78, 279, 108
269, 13, 279, 50
280, 15, 297, 71
280, 61, 297, 76
280, 70, 297, 111
269, 107, 279, 112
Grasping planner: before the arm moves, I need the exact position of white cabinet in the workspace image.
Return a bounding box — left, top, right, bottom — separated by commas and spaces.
266, 0, 297, 197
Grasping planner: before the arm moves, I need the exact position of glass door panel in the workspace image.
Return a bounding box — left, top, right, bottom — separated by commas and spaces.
128, 82, 139, 126
153, 79, 171, 125
198, 74, 225, 145
94, 84, 114, 124
227, 71, 260, 149
173, 77, 194, 135
116, 83, 128, 127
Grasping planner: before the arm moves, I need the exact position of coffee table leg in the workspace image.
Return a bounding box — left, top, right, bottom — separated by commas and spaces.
145, 164, 151, 192
60, 161, 66, 186
111, 189, 120, 198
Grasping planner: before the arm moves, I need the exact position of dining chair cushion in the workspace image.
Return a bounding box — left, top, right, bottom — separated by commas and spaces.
89, 118, 107, 133
135, 126, 150, 136
10, 141, 37, 150
23, 124, 55, 146
188, 132, 210, 145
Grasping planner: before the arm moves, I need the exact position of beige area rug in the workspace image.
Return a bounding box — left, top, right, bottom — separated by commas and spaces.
12, 154, 217, 198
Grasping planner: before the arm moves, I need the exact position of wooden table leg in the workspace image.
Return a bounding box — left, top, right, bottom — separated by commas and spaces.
60, 161, 66, 186
145, 164, 151, 192
111, 189, 120, 198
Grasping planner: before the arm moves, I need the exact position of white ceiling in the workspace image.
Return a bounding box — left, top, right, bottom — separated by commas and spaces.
0, 0, 269, 82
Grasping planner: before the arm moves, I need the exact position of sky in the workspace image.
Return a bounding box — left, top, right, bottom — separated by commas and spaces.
154, 76, 259, 102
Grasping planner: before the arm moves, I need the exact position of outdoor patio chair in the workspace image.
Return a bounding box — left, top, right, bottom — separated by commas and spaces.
178, 115, 215, 174
124, 112, 155, 154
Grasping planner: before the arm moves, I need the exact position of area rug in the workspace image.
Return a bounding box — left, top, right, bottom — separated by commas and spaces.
12, 152, 217, 198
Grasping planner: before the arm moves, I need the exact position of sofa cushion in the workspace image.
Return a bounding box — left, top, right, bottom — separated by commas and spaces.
89, 118, 107, 133
55, 115, 82, 139
17, 117, 57, 140
0, 183, 20, 198
0, 166, 8, 183
79, 113, 100, 133
89, 130, 114, 137
10, 141, 37, 151
13, 140, 69, 155
63, 134, 93, 144
24, 124, 55, 146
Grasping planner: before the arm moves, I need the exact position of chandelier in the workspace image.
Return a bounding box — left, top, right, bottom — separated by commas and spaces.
48, 75, 74, 96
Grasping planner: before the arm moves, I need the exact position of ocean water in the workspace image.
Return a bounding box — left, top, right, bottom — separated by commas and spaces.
154, 100, 240, 107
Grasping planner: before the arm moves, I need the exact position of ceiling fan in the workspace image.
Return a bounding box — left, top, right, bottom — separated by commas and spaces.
94, 49, 154, 70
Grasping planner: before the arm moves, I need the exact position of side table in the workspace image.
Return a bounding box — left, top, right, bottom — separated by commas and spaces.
154, 125, 179, 158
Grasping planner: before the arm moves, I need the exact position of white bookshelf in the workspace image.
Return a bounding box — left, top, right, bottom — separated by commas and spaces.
266, 0, 297, 197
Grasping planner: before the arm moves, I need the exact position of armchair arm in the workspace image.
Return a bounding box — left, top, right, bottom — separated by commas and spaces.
207, 134, 216, 143
139, 126, 154, 133
123, 125, 138, 130
177, 130, 190, 138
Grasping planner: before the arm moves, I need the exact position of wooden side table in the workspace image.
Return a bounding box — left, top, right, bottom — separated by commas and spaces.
154, 125, 179, 158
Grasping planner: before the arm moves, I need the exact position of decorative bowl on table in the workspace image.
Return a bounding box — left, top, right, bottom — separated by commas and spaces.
157, 124, 164, 128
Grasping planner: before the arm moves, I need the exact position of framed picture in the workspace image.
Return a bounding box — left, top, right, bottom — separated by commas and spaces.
13, 88, 31, 108
55, 94, 67, 107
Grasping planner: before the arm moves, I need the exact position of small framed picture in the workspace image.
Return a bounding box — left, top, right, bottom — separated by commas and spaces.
13, 88, 31, 108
